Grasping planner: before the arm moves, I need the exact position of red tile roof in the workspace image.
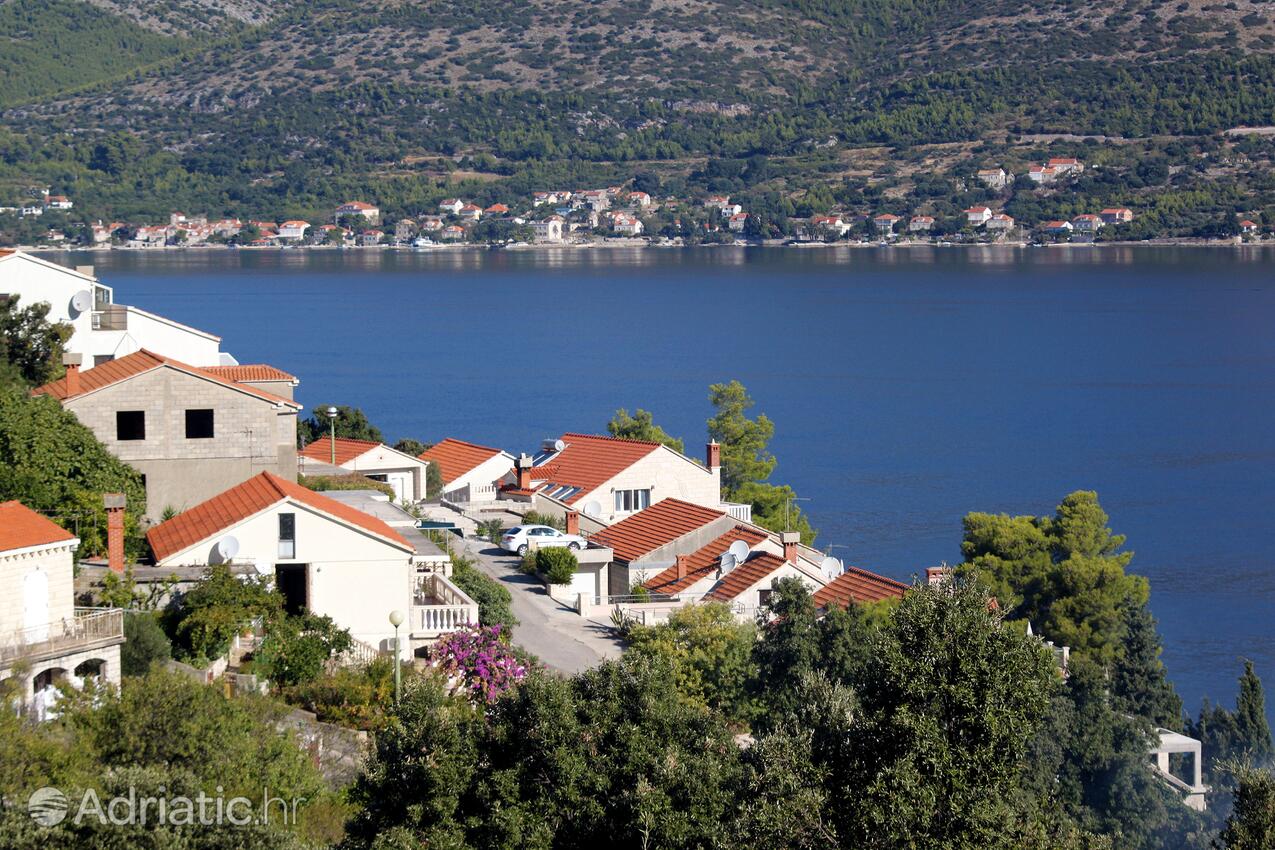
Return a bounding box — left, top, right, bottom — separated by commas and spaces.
419, 438, 505, 484
706, 551, 788, 602
0, 501, 76, 552
31, 350, 298, 408
643, 525, 767, 594
201, 364, 297, 383
299, 437, 382, 465
528, 433, 663, 505
591, 497, 724, 562
147, 471, 410, 561
813, 567, 908, 610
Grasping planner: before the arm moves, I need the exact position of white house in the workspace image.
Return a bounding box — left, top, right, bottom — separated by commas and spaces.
146, 472, 477, 656
976, 168, 1011, 190
278, 220, 310, 241
0, 251, 232, 369
612, 214, 644, 236
728, 212, 749, 232
335, 201, 380, 223
299, 437, 432, 502
420, 438, 515, 503
44, 195, 73, 211
459, 204, 483, 221
986, 213, 1015, 231
438, 199, 465, 215
1, 501, 124, 705
965, 206, 993, 226
909, 215, 935, 232
504, 434, 744, 524
531, 216, 565, 242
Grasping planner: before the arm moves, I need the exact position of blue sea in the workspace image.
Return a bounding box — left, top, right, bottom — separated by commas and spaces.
48, 245, 1275, 719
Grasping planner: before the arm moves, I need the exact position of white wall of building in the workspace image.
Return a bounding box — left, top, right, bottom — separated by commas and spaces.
340, 446, 431, 503
444, 451, 515, 503
0, 252, 227, 369
154, 499, 415, 652
577, 446, 721, 523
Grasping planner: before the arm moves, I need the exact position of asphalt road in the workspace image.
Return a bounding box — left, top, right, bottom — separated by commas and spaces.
458, 538, 624, 674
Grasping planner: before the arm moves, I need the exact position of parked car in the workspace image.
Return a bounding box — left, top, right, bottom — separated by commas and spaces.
500, 525, 586, 556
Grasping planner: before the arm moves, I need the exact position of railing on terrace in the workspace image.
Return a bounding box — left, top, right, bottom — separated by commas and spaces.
411, 573, 479, 638
0, 607, 124, 664
91, 306, 128, 331
720, 501, 753, 523
327, 636, 384, 672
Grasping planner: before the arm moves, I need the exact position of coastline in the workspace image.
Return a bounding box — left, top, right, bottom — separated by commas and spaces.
20, 236, 1265, 254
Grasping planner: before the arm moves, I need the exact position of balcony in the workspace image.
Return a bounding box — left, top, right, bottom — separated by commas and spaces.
410, 573, 479, 641
720, 501, 753, 523
91, 306, 128, 331
0, 608, 125, 666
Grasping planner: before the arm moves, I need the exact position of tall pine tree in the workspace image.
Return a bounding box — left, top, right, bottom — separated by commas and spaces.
1110, 600, 1183, 729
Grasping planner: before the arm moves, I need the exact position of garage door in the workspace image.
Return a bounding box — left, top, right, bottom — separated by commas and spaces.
567, 567, 597, 601
386, 472, 412, 502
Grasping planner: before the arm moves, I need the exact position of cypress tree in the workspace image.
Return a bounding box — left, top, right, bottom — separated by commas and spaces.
1236, 661, 1273, 763
1110, 600, 1183, 729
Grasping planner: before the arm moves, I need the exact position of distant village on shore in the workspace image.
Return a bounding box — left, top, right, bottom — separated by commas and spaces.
3, 156, 1269, 250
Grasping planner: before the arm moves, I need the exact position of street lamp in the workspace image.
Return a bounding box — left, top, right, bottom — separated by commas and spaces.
388, 609, 405, 706
325, 406, 338, 465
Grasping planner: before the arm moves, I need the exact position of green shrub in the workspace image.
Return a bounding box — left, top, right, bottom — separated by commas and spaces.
451, 556, 518, 630
301, 474, 395, 498
519, 550, 539, 575
283, 657, 402, 732
254, 613, 353, 688
121, 611, 171, 676
477, 519, 505, 542
537, 548, 578, 585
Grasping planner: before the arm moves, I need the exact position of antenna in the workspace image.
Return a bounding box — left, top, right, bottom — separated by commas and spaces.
216, 535, 240, 561
819, 556, 843, 581
727, 539, 750, 564
70, 290, 92, 314
584, 500, 603, 518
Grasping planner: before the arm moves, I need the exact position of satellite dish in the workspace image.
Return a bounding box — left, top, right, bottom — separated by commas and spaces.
216, 535, 240, 561
727, 540, 751, 564
584, 500, 603, 518
719, 553, 737, 574
553, 438, 566, 452
70, 290, 92, 314
820, 556, 844, 581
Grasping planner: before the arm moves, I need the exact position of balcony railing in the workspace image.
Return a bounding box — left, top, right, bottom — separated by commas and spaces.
411, 574, 479, 639
720, 501, 753, 523
0, 608, 124, 664
91, 306, 128, 331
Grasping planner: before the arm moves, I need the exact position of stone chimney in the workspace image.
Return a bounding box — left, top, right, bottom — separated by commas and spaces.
565, 510, 579, 536
104, 493, 126, 573
676, 554, 691, 580
781, 531, 800, 565
62, 352, 83, 396
926, 565, 952, 586
515, 454, 534, 490
707, 440, 721, 496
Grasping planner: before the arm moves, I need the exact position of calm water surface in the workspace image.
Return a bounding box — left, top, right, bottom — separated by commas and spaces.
49, 245, 1275, 718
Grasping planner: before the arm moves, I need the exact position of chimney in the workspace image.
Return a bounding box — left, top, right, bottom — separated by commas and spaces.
104, 493, 126, 573
781, 531, 799, 565
706, 440, 720, 470
515, 454, 533, 490
676, 554, 690, 580
62, 352, 83, 396
926, 565, 952, 586
565, 510, 579, 536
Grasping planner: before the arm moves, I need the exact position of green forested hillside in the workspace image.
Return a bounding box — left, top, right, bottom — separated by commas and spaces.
0, 0, 189, 107
1, 0, 1274, 233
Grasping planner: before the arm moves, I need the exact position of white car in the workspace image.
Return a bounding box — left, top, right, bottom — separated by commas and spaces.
500, 525, 586, 556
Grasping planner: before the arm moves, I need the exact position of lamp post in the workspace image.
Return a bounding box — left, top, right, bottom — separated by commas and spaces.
325, 406, 338, 465
388, 609, 405, 706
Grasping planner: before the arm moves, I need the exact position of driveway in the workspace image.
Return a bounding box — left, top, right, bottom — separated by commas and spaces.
458, 538, 624, 675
